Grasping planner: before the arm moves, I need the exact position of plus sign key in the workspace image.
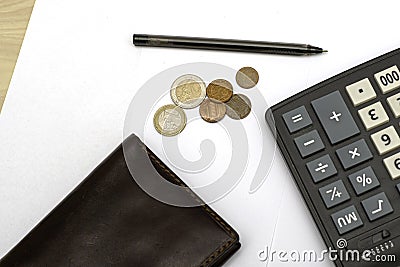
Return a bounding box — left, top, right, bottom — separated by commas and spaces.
336, 139, 373, 170
311, 91, 360, 144
330, 111, 342, 122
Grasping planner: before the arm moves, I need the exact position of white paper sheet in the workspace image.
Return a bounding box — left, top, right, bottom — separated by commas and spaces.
1, 0, 399, 266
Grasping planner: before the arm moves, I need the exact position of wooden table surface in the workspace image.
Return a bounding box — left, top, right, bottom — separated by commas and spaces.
0, 0, 35, 113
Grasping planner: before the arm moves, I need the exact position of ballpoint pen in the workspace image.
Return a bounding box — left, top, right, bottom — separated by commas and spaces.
133, 34, 327, 56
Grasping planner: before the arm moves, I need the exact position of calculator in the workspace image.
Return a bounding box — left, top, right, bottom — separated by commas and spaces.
266, 49, 400, 267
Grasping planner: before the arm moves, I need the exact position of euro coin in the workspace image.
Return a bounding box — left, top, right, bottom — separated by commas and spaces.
236, 67, 259, 89
206, 79, 233, 103
153, 104, 186, 136
170, 74, 206, 109
199, 98, 226, 123
225, 94, 252, 120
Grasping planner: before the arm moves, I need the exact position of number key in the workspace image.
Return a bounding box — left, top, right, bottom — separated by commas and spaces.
383, 151, 400, 180
374, 65, 400, 94
371, 126, 400, 155
358, 101, 389, 130
387, 92, 400, 118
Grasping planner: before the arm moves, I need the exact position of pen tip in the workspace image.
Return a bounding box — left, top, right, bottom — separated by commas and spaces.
322, 50, 328, 53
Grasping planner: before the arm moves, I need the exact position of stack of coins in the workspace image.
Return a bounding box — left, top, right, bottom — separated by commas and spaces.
153, 66, 259, 136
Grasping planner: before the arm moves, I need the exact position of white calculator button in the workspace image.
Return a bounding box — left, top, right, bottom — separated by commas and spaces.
370, 126, 400, 155
374, 65, 400, 94
383, 152, 400, 179
387, 92, 400, 118
358, 101, 389, 130
345, 78, 376, 106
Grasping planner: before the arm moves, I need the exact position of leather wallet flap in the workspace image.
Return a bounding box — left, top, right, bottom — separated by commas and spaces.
1, 134, 240, 267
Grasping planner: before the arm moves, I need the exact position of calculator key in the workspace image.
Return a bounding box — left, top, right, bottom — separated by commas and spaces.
319, 180, 350, 208
383, 152, 400, 180
336, 139, 373, 170
386, 92, 400, 118
331, 205, 363, 235
345, 78, 376, 106
361, 192, 393, 221
306, 154, 337, 183
294, 130, 325, 157
397, 183, 400, 194
311, 91, 360, 144
370, 126, 400, 155
282, 106, 312, 133
348, 166, 380, 195
358, 101, 389, 130
374, 65, 400, 94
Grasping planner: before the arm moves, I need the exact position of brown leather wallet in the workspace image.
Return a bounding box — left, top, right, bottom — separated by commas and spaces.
0, 134, 240, 267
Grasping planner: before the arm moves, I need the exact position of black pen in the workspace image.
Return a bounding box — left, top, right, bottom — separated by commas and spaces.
133, 34, 327, 56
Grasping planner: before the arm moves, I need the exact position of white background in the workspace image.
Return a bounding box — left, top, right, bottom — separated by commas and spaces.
1, 0, 399, 266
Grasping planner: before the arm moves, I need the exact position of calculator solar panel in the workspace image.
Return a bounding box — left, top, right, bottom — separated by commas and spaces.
266, 49, 400, 267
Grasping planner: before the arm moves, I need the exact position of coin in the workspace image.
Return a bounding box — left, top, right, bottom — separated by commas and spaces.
153, 104, 186, 136
170, 74, 206, 109
206, 79, 233, 103
225, 94, 252, 120
199, 98, 226, 123
236, 67, 259, 89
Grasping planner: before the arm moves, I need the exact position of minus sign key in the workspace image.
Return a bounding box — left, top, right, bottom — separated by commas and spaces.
294, 130, 325, 158
304, 139, 315, 146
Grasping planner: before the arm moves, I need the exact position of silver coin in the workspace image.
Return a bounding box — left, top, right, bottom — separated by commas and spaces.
170, 74, 206, 109
153, 104, 186, 136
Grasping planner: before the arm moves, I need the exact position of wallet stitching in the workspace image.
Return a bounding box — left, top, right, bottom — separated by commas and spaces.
139, 144, 237, 266
200, 238, 234, 266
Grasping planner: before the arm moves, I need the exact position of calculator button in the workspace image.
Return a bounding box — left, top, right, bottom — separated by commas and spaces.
361, 192, 393, 221
311, 91, 360, 144
397, 183, 400, 194
386, 92, 400, 118
319, 180, 350, 208
282, 106, 312, 133
331, 205, 363, 235
374, 65, 400, 94
383, 152, 400, 180
348, 166, 380, 195
294, 130, 325, 157
345, 78, 376, 106
306, 154, 337, 183
358, 101, 389, 130
370, 126, 400, 155
336, 139, 373, 170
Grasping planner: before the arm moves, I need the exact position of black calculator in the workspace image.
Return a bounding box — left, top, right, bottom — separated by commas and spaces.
266, 49, 400, 267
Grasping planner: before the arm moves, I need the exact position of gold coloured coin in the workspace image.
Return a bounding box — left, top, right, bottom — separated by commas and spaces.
236, 67, 259, 89
225, 94, 252, 120
206, 79, 233, 103
153, 104, 186, 136
199, 98, 226, 123
170, 74, 206, 109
